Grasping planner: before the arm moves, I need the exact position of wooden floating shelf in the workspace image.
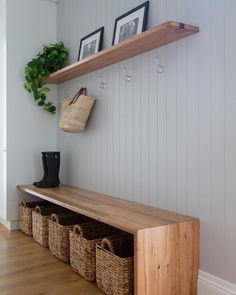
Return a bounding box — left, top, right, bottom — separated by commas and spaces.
46, 21, 199, 84
18, 184, 199, 295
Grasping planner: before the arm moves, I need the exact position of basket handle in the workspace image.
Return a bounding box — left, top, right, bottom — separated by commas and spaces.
69, 87, 87, 105
51, 213, 59, 224
21, 199, 27, 207
35, 205, 41, 214
101, 238, 114, 254
73, 224, 83, 237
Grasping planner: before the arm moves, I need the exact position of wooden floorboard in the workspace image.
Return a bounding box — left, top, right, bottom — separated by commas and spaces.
0, 225, 103, 295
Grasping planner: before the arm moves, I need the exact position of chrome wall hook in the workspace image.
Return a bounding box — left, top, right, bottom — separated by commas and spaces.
62, 88, 68, 98
155, 56, 164, 74
98, 75, 106, 89
123, 66, 132, 83
78, 80, 86, 88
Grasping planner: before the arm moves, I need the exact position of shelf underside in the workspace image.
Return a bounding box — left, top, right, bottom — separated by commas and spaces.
46, 21, 199, 84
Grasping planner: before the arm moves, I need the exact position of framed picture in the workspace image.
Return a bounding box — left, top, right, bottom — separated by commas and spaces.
112, 1, 149, 45
78, 27, 104, 61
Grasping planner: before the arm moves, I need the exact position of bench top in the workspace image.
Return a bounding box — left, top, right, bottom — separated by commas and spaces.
17, 184, 196, 234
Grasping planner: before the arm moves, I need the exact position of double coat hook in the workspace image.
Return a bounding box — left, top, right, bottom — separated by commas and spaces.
62, 89, 68, 99
78, 81, 86, 88
98, 75, 106, 89
156, 56, 164, 73
123, 66, 132, 83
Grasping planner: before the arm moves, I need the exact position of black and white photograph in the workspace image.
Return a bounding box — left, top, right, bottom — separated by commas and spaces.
82, 40, 97, 59
78, 27, 104, 61
112, 1, 149, 45
118, 17, 139, 42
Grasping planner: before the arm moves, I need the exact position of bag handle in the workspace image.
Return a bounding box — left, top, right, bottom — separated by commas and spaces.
21, 199, 27, 207
69, 87, 87, 105
35, 205, 41, 214
101, 238, 114, 254
73, 224, 83, 237
51, 213, 59, 224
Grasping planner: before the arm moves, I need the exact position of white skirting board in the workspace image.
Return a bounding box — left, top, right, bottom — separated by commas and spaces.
198, 271, 236, 295
0, 218, 19, 231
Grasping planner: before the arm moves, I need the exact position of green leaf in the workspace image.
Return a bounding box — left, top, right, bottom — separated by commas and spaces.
41, 94, 46, 101
38, 100, 45, 106
24, 41, 68, 114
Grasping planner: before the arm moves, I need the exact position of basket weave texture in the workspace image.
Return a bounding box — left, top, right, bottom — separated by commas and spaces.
69, 222, 122, 281
32, 205, 69, 247
19, 199, 49, 236
96, 235, 134, 295
49, 212, 92, 262
59, 88, 95, 133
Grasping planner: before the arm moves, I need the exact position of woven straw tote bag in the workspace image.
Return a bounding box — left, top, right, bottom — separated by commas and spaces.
59, 87, 95, 133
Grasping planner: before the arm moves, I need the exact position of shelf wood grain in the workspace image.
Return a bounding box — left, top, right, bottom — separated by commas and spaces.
17, 184, 199, 295
46, 21, 199, 84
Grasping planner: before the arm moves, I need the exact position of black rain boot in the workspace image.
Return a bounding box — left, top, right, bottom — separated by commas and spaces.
33, 152, 48, 186
36, 152, 60, 188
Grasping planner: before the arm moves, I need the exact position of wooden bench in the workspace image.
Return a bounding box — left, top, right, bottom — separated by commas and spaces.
18, 184, 199, 295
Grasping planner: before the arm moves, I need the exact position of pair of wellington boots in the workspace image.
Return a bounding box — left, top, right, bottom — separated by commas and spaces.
34, 152, 60, 188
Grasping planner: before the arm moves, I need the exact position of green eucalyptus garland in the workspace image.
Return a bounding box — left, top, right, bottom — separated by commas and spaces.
24, 42, 69, 114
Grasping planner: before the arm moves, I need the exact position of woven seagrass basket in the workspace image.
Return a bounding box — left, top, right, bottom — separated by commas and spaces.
70, 222, 122, 281
48, 212, 91, 262
19, 199, 49, 236
96, 235, 134, 295
32, 205, 69, 247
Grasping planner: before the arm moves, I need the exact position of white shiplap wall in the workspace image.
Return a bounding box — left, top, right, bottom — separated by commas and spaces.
57, 0, 236, 285
6, 0, 58, 221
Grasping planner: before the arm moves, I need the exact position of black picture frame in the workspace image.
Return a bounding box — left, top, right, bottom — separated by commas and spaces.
112, 1, 149, 46
78, 26, 104, 61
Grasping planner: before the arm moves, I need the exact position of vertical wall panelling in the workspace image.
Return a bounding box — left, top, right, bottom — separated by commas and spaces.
197, 0, 212, 276
176, 0, 188, 215
140, 52, 150, 205
0, 0, 7, 220
225, 0, 236, 284
166, 0, 178, 212
148, 49, 158, 207
210, 0, 225, 280
133, 56, 142, 203
56, 0, 236, 286
186, 0, 199, 219
156, 0, 167, 210
6, 0, 57, 221
107, 0, 115, 196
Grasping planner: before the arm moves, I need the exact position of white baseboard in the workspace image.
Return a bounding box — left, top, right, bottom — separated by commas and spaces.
0, 218, 19, 231
8, 220, 19, 230
198, 271, 236, 295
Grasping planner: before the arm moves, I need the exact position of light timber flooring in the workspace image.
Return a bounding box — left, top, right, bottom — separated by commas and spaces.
0, 225, 103, 295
